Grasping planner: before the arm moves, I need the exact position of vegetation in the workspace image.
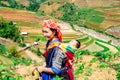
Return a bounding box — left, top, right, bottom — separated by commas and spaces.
29, 35, 46, 42
7, 46, 18, 57
0, 0, 47, 12
57, 2, 104, 30
0, 18, 25, 47
30, 47, 42, 56
0, 46, 32, 80
7, 0, 25, 9
95, 41, 109, 52
35, 10, 45, 16
0, 64, 22, 80
116, 65, 120, 80
0, 44, 7, 54
75, 63, 84, 75
0, 18, 20, 42
0, 1, 7, 7
0, 0, 25, 9
26, 0, 40, 12
58, 2, 78, 21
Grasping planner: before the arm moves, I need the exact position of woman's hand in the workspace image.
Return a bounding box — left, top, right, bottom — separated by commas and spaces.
36, 66, 55, 74
36, 66, 45, 73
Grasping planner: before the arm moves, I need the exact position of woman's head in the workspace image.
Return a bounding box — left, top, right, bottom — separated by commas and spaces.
42, 20, 62, 42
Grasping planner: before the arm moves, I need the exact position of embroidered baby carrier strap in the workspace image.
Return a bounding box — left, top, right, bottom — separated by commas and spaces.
59, 43, 77, 53
46, 39, 61, 50
42, 39, 61, 57
47, 42, 60, 50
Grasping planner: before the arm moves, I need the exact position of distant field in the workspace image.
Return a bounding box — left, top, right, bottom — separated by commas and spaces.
106, 26, 120, 38
0, 7, 42, 28
98, 8, 120, 29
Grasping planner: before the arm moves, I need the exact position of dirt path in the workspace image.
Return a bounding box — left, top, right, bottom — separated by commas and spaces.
15, 64, 38, 80
25, 50, 43, 63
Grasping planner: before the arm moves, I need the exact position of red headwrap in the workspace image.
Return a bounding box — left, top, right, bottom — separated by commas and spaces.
42, 20, 62, 42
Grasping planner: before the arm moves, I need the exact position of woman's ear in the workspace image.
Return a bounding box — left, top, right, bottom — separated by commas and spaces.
53, 31, 56, 36
53, 30, 57, 36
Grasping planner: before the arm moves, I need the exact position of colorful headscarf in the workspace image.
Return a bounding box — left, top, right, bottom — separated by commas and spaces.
42, 20, 62, 42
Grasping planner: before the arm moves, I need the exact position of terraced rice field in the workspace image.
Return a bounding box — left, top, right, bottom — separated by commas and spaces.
0, 7, 120, 80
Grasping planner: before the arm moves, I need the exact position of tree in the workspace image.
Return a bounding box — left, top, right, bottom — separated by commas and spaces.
0, 1, 7, 7
7, 0, 18, 8
58, 2, 78, 21
26, 0, 40, 12
0, 18, 22, 42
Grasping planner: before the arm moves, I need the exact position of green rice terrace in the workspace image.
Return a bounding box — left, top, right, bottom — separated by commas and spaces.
0, 0, 120, 80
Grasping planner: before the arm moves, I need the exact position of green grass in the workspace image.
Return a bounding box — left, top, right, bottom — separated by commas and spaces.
0, 54, 13, 65
78, 36, 89, 42
63, 40, 70, 43
95, 41, 109, 52
100, 6, 120, 9
96, 39, 120, 52
0, 44, 7, 54
0, 6, 15, 10
89, 16, 104, 23
85, 37, 94, 46
29, 35, 41, 39
29, 35, 46, 42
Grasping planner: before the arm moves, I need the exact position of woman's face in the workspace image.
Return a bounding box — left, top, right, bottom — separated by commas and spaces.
42, 27, 55, 41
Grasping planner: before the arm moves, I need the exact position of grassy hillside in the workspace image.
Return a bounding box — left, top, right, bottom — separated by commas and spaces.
37, 0, 120, 30
0, 0, 120, 80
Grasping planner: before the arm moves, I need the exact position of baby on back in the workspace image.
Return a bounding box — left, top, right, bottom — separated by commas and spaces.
59, 39, 81, 69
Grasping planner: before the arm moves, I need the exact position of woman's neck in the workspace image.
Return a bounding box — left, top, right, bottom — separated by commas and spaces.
50, 37, 57, 42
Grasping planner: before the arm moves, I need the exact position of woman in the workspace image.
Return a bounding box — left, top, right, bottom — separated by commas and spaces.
36, 20, 66, 80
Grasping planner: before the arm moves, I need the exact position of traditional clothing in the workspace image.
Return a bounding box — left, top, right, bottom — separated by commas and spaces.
42, 39, 66, 80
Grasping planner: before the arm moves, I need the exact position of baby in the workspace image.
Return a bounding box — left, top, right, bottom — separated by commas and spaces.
59, 39, 81, 69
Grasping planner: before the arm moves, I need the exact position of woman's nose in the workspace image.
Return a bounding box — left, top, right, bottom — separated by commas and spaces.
43, 33, 47, 36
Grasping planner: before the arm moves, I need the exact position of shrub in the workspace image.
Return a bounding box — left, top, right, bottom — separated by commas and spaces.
7, 46, 18, 57
36, 48, 42, 56
26, 0, 40, 12
0, 18, 21, 42
116, 65, 120, 80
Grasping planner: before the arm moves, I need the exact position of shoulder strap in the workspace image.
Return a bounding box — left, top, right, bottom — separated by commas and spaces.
48, 44, 60, 67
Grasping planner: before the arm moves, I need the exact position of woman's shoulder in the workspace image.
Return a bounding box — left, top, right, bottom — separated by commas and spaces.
54, 46, 66, 57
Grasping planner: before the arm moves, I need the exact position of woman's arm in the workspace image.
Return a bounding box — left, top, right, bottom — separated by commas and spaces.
37, 66, 55, 74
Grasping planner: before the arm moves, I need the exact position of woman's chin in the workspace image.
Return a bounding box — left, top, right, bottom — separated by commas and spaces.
46, 38, 50, 41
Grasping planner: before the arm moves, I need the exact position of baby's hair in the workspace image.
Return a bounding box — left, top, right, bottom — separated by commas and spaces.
76, 40, 81, 49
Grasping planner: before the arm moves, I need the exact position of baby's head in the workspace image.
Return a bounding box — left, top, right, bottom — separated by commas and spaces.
69, 39, 81, 49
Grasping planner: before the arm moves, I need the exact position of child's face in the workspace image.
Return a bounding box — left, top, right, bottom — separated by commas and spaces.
69, 40, 78, 48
